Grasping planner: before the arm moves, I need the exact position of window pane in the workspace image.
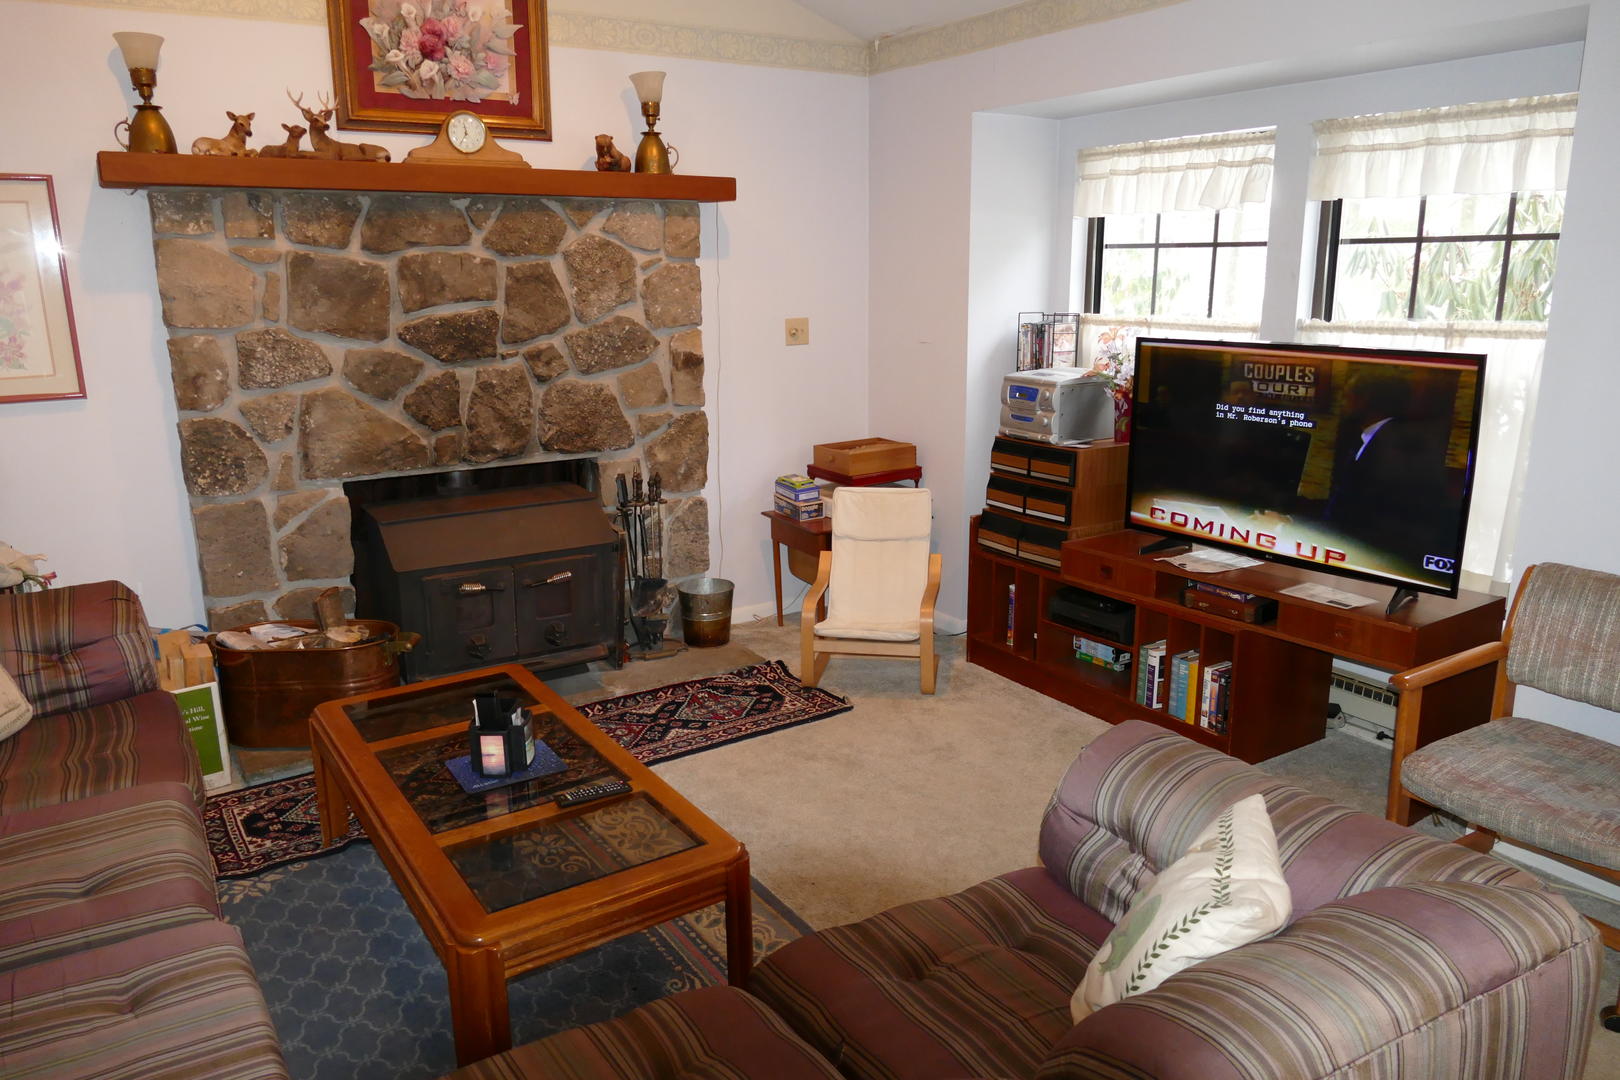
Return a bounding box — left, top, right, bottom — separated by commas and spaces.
1158, 210, 1217, 244
1333, 242, 1415, 320
1102, 213, 1156, 245
1423, 193, 1510, 238
1099, 247, 1154, 316
1514, 191, 1564, 234
1414, 241, 1504, 320
1217, 205, 1269, 242
1339, 197, 1419, 239
1212, 247, 1267, 322
1502, 237, 1559, 320
1155, 248, 1213, 318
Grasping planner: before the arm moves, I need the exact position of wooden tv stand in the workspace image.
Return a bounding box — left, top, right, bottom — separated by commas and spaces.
966, 524, 1505, 823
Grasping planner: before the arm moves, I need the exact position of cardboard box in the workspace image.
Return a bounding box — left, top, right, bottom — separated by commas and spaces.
773, 493, 825, 521
812, 438, 917, 477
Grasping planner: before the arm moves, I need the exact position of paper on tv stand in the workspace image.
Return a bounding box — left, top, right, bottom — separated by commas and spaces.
1157, 546, 1263, 573
1280, 583, 1377, 610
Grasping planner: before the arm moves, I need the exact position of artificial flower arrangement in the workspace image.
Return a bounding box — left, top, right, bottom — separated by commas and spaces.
359, 0, 523, 103
1090, 326, 1137, 442
0, 544, 52, 591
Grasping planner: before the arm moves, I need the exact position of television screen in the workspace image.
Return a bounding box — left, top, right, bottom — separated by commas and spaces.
1127, 337, 1486, 597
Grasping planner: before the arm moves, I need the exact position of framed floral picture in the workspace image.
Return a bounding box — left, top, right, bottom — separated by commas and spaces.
326, 0, 551, 139
0, 176, 85, 405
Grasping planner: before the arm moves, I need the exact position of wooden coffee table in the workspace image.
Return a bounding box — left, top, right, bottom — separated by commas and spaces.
308, 664, 751, 1067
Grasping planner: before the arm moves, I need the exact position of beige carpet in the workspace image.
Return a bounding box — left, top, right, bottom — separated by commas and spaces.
551, 613, 1619, 1077
550, 618, 1110, 928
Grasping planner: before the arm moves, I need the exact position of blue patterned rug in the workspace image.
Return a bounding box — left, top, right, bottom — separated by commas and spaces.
218, 842, 808, 1080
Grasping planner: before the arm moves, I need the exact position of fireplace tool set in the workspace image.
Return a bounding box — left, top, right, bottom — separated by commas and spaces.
616, 468, 678, 658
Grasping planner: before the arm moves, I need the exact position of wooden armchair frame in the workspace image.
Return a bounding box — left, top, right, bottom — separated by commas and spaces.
1388, 563, 1620, 1031
800, 550, 943, 694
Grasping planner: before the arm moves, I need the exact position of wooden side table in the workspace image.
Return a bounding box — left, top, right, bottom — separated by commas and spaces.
761, 511, 832, 626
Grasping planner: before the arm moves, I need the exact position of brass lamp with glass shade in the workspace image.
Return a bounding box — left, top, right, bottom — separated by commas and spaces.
630, 70, 678, 174
113, 32, 177, 153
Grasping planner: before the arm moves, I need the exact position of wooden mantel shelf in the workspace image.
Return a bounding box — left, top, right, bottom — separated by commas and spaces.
96, 151, 736, 202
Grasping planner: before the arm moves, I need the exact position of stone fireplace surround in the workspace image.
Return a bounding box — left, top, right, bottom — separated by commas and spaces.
146, 187, 711, 629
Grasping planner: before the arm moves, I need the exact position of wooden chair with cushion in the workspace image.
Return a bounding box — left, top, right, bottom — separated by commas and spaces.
801, 487, 942, 694
1387, 561, 1620, 1032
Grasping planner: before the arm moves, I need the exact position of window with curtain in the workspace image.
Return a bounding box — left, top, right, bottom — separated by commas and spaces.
1074, 128, 1275, 365
1302, 93, 1577, 589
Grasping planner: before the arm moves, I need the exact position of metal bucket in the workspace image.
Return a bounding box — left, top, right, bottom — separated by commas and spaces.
214, 619, 418, 748
679, 577, 734, 648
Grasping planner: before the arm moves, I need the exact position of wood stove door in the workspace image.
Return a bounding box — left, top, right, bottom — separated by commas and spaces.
424, 567, 518, 668
515, 554, 605, 657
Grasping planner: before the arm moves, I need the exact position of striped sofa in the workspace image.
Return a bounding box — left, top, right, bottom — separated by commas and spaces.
448, 719, 1602, 1080
0, 581, 288, 1080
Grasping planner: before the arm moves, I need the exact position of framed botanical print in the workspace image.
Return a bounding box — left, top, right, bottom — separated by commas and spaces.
326, 0, 551, 140
0, 176, 85, 405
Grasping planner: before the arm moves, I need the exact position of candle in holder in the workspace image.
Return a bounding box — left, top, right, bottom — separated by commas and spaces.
469, 693, 536, 777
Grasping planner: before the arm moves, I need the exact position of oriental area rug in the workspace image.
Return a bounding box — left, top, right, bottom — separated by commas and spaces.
217, 843, 808, 1080
205, 660, 849, 878
576, 659, 852, 765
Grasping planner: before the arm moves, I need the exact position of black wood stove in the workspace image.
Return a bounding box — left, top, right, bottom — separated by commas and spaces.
352, 480, 622, 679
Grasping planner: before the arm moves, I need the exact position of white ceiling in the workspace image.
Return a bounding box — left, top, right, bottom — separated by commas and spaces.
794, 0, 1023, 40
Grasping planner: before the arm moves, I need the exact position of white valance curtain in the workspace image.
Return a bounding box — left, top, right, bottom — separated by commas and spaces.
1304, 93, 1577, 587
1308, 93, 1578, 200
1074, 128, 1275, 217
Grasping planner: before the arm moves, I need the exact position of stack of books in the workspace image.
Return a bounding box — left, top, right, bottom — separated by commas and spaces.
1072, 635, 1132, 672
774, 474, 825, 521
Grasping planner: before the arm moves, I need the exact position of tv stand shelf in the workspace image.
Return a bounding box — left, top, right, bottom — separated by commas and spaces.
967, 523, 1506, 821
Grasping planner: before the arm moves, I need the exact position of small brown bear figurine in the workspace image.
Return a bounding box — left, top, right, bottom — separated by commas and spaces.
595, 134, 631, 172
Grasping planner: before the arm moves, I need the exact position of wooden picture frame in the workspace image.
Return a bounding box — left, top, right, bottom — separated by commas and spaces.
0, 175, 85, 405
327, 0, 551, 140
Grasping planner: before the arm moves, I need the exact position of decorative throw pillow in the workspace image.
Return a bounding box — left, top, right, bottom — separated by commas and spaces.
0, 663, 32, 742
1071, 792, 1291, 1020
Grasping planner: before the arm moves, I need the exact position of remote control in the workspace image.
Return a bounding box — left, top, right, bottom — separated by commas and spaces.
555, 779, 631, 806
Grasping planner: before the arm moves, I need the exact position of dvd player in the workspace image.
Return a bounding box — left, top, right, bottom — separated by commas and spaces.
1047, 586, 1135, 643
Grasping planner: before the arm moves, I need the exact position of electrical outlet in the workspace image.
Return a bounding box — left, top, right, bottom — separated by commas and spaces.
785, 317, 809, 346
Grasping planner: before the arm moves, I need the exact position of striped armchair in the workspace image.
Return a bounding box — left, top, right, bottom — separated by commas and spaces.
449, 720, 1600, 1080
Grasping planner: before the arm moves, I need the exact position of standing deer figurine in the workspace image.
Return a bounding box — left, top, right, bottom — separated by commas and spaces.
290, 90, 390, 163
258, 123, 307, 159
191, 111, 257, 157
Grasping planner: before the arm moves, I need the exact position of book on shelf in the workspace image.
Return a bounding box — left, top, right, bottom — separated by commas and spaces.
1137, 639, 1167, 708
1199, 660, 1233, 735
1168, 649, 1200, 723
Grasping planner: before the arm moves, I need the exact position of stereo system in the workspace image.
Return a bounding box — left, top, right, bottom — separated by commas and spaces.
999, 369, 1115, 444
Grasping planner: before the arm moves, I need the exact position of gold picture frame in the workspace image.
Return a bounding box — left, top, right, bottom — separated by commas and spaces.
0, 175, 85, 405
327, 0, 551, 140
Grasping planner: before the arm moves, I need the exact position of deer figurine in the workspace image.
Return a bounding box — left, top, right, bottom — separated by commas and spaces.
190, 111, 257, 157
290, 90, 390, 163
258, 123, 307, 159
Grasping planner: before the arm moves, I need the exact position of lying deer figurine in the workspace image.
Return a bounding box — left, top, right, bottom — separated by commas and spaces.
290, 90, 390, 163
258, 123, 307, 159
191, 111, 257, 157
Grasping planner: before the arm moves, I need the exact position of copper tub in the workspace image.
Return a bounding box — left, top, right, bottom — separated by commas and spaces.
214, 620, 419, 748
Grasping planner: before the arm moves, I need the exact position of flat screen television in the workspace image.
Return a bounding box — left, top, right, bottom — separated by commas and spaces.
1126, 337, 1486, 604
